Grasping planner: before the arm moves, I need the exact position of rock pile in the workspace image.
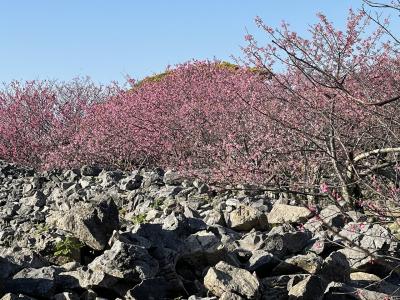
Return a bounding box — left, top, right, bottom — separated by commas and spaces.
0, 160, 399, 299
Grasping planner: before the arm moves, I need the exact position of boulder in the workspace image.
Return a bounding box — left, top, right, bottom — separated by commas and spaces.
287, 275, 325, 300
50, 196, 119, 250
88, 240, 158, 282
204, 261, 260, 299
268, 204, 312, 225
226, 205, 268, 231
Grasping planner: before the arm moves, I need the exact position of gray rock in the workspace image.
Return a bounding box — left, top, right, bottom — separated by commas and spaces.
246, 250, 280, 276
88, 240, 158, 282
80, 165, 102, 177
22, 191, 46, 208
264, 225, 312, 257
0, 294, 36, 300
204, 261, 260, 299
50, 196, 119, 250
272, 253, 323, 275
125, 277, 186, 299
53, 292, 80, 300
226, 205, 268, 231
0, 247, 48, 279
119, 175, 142, 191
318, 251, 350, 283
4, 266, 61, 299
287, 275, 325, 300
163, 170, 185, 186
268, 204, 312, 225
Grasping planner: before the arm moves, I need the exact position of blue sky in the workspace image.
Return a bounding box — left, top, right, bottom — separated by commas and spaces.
0, 0, 388, 84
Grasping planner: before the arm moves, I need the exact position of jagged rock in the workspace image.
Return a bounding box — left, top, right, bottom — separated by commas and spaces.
53, 292, 80, 300
268, 204, 312, 225
337, 247, 370, 269
287, 275, 325, 300
350, 272, 381, 282
324, 281, 394, 300
180, 230, 226, 271
49, 196, 119, 250
119, 175, 142, 191
58, 267, 118, 290
21, 191, 46, 208
88, 240, 159, 282
0, 294, 36, 300
220, 292, 244, 300
163, 170, 185, 186
0, 160, 399, 299
237, 231, 268, 252
261, 274, 307, 299
272, 252, 323, 275
226, 204, 268, 231
264, 225, 312, 257
246, 250, 280, 277
125, 277, 186, 299
80, 165, 102, 177
318, 251, 350, 283
0, 247, 48, 279
204, 261, 260, 299
3, 266, 62, 299
304, 205, 349, 234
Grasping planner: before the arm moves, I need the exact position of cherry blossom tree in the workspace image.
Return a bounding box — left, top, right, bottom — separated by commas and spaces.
240, 8, 400, 208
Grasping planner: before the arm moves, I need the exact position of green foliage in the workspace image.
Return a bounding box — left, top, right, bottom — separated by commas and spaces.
54, 237, 83, 258
150, 197, 164, 210
131, 213, 147, 225
134, 70, 172, 88
216, 61, 240, 71
34, 223, 50, 235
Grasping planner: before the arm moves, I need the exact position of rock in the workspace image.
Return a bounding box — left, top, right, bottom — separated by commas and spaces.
324, 281, 394, 300
220, 292, 244, 300
125, 277, 186, 300
272, 253, 323, 275
163, 170, 185, 186
54, 292, 80, 300
4, 266, 61, 299
226, 205, 268, 231
246, 250, 280, 277
204, 210, 225, 226
0, 247, 48, 279
0, 294, 36, 300
80, 165, 101, 177
119, 175, 142, 191
268, 204, 312, 225
204, 261, 260, 299
287, 275, 325, 300
180, 230, 226, 271
337, 247, 370, 269
318, 251, 350, 282
22, 191, 46, 208
350, 272, 381, 282
58, 267, 118, 290
261, 274, 307, 300
264, 225, 312, 257
88, 240, 158, 282
50, 196, 119, 250
237, 231, 268, 252
304, 205, 349, 235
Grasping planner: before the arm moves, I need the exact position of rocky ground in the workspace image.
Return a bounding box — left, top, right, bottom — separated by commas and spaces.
0, 160, 399, 300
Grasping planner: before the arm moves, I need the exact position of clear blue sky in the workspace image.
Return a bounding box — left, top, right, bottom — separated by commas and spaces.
0, 0, 384, 84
